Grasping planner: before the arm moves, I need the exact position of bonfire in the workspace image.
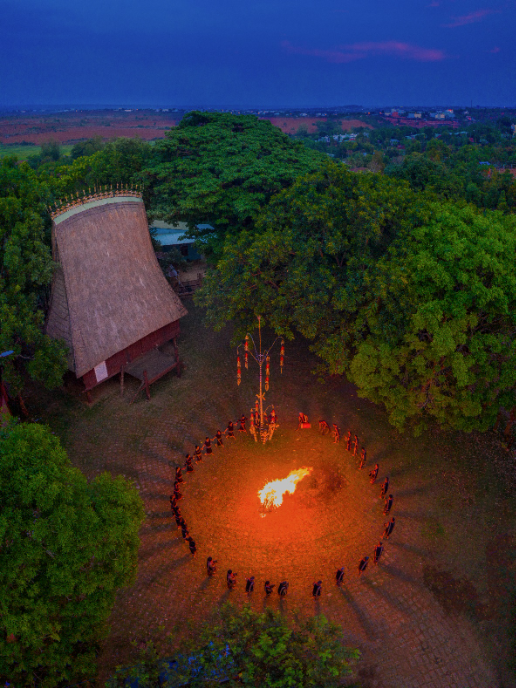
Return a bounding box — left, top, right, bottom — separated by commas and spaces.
258, 467, 312, 511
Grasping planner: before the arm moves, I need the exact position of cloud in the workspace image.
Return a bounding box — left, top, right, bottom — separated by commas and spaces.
281, 40, 446, 63
443, 9, 499, 27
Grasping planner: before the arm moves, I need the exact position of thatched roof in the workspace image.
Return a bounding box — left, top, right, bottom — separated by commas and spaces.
46, 195, 187, 378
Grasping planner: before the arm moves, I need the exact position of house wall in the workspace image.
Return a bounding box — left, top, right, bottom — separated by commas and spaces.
82, 320, 180, 390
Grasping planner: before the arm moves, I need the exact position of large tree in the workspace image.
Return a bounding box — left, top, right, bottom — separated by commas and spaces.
0, 157, 68, 395
142, 111, 323, 258
0, 422, 145, 687
197, 162, 516, 433
196, 160, 423, 354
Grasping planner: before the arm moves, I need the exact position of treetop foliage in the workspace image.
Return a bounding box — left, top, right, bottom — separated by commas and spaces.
0, 421, 145, 687
108, 604, 358, 687
143, 111, 323, 258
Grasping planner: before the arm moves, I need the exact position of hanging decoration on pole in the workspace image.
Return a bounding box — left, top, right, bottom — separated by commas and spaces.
236, 316, 284, 444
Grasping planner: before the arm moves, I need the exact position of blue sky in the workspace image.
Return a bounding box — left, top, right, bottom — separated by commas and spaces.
1, 0, 514, 107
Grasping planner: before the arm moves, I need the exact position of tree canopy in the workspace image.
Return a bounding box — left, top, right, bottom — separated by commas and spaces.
0, 157, 68, 395
108, 604, 358, 688
0, 422, 145, 687
197, 161, 516, 433
142, 111, 323, 258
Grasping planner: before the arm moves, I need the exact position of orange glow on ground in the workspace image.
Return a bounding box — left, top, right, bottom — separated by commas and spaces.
258, 467, 313, 510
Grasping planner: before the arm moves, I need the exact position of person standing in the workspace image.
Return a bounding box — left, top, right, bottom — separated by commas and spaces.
359, 447, 366, 469
332, 424, 340, 443
194, 445, 203, 463
203, 436, 213, 456
369, 463, 379, 484
173, 485, 182, 501
383, 494, 394, 515
245, 576, 255, 594
238, 415, 247, 433
225, 421, 235, 440
264, 580, 275, 595
214, 430, 224, 448
383, 517, 396, 539
278, 581, 289, 597
181, 524, 189, 540
187, 536, 196, 555
380, 476, 389, 499
175, 466, 184, 483
335, 566, 345, 585
346, 431, 352, 453
227, 569, 237, 589
207, 556, 217, 576
352, 435, 359, 456
312, 580, 322, 597
185, 455, 194, 472
373, 541, 384, 565
358, 556, 369, 576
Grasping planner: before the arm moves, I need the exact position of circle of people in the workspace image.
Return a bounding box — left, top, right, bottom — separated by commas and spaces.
168, 410, 396, 599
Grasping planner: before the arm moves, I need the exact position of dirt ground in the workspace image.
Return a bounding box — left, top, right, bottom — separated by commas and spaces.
29, 303, 516, 687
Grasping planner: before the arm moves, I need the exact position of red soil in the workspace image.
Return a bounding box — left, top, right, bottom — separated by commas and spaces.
0, 112, 180, 145
260, 117, 373, 134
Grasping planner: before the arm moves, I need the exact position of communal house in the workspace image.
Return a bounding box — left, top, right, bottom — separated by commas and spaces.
46, 186, 188, 402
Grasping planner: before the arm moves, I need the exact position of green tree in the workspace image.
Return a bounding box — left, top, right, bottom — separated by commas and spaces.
0, 157, 68, 395
108, 604, 359, 687
143, 112, 323, 259
196, 160, 422, 355
346, 204, 516, 433
0, 422, 145, 687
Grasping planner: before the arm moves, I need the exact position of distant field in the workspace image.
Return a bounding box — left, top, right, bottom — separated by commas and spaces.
0, 143, 74, 159
260, 117, 374, 134
0, 111, 180, 145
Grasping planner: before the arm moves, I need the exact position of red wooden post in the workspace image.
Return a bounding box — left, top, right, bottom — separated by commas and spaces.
143, 370, 150, 400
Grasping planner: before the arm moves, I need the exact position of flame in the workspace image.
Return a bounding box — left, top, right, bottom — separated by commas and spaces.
258, 467, 312, 509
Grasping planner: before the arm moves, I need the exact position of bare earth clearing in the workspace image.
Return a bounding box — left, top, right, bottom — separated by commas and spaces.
29, 305, 516, 687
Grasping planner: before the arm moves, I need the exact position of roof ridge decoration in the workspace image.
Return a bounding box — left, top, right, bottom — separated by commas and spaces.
49, 183, 143, 220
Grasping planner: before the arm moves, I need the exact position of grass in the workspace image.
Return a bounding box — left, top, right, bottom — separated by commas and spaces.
0, 143, 74, 159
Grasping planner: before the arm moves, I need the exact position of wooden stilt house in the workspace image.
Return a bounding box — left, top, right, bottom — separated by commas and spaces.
46, 187, 188, 401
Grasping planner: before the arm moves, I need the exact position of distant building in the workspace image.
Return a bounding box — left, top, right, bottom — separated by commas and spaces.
150, 220, 213, 261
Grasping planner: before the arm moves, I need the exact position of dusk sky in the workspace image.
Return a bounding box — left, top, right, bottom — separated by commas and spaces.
2, 0, 515, 107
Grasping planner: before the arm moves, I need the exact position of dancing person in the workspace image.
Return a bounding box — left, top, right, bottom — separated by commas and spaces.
336, 566, 345, 585
383, 494, 394, 515
369, 463, 379, 484
214, 430, 224, 448
380, 476, 389, 499
225, 420, 235, 439
319, 420, 330, 435
264, 580, 275, 595
332, 424, 340, 444
278, 581, 289, 597
175, 466, 184, 483
187, 536, 196, 556
245, 576, 255, 594
346, 431, 352, 452
312, 580, 322, 597
353, 435, 359, 456
194, 445, 203, 463
358, 556, 369, 576
185, 455, 194, 472
238, 415, 247, 433
373, 541, 384, 565
203, 436, 213, 456
359, 447, 366, 469
227, 569, 237, 589
207, 556, 217, 575
383, 517, 396, 540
